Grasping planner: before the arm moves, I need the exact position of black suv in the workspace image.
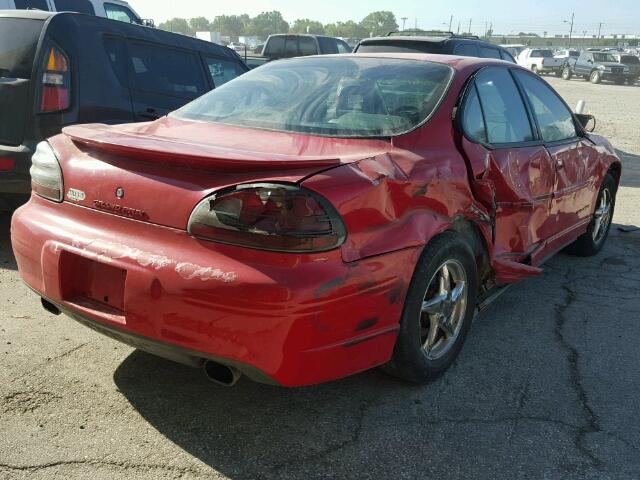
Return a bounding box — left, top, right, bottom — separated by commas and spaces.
0, 11, 248, 209
354, 31, 516, 63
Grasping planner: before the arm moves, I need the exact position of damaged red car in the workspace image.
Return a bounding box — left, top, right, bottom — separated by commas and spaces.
11, 54, 621, 387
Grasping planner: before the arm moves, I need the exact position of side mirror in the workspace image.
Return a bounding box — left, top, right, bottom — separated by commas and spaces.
575, 113, 596, 132
143, 19, 155, 27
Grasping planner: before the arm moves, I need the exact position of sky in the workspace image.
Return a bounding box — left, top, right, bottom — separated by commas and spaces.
128, 0, 640, 36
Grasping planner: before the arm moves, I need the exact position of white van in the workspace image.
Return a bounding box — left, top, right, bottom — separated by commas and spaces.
0, 0, 147, 25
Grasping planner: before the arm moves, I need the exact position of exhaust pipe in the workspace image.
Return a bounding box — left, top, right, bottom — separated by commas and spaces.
203, 360, 241, 387
41, 298, 61, 316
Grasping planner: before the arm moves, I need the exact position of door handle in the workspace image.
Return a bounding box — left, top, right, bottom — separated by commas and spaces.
556, 159, 564, 169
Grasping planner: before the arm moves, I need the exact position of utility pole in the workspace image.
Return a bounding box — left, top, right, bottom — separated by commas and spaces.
468, 18, 472, 35
457, 21, 460, 34
484, 21, 487, 38
598, 22, 603, 39
448, 14, 453, 32
415, 18, 418, 29
401, 17, 408, 31
567, 12, 574, 48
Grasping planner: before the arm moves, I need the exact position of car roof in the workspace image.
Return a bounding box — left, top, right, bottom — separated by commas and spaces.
0, 9, 54, 20
360, 35, 498, 46
303, 52, 514, 69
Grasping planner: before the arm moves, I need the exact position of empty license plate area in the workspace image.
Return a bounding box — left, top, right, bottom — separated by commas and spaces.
59, 251, 127, 315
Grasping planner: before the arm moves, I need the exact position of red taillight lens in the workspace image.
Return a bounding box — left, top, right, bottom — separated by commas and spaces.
188, 184, 346, 252
40, 46, 70, 113
0, 158, 15, 171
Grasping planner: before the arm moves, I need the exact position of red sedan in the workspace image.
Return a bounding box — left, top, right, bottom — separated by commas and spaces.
11, 54, 620, 387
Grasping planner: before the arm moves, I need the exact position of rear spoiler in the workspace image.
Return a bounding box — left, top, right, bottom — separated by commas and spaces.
62, 124, 342, 171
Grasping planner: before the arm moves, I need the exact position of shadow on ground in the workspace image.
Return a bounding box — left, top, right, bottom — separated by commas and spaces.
113, 225, 640, 479
0, 213, 17, 271
615, 149, 640, 189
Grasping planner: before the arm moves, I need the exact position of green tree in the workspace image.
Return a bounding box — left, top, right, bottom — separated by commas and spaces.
189, 16, 211, 34
212, 15, 247, 37
325, 20, 367, 38
247, 11, 289, 37
360, 11, 398, 37
158, 17, 190, 36
290, 19, 325, 35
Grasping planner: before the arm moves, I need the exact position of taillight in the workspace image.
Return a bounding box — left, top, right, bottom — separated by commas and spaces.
40, 46, 70, 113
30, 142, 63, 202
188, 183, 346, 253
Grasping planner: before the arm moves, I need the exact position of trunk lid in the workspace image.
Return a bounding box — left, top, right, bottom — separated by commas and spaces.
0, 17, 46, 146
52, 117, 392, 230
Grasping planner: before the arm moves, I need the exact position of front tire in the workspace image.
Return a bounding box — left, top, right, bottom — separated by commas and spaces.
384, 232, 478, 384
562, 67, 572, 80
565, 174, 616, 256
590, 70, 602, 84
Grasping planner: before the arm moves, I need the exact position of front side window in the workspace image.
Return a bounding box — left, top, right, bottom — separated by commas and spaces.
474, 67, 534, 144
173, 57, 453, 138
53, 0, 95, 15
513, 70, 577, 143
128, 42, 206, 98
205, 56, 245, 87
104, 3, 139, 24
593, 52, 617, 63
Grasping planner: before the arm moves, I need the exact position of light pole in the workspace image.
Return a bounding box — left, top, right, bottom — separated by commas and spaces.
563, 12, 574, 48
401, 17, 408, 31
448, 15, 453, 32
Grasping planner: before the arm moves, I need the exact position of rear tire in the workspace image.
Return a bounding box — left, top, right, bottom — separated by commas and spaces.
590, 70, 602, 84
383, 232, 478, 384
562, 67, 572, 80
565, 174, 616, 257
531, 65, 538, 74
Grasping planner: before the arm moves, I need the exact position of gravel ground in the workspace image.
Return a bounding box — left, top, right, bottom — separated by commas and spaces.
1, 77, 639, 480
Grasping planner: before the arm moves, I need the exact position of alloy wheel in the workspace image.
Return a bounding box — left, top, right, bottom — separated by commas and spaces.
592, 188, 612, 243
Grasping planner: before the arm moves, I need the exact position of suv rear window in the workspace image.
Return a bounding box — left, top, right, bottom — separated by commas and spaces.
14, 0, 49, 9
128, 42, 206, 98
0, 18, 44, 79
356, 41, 444, 54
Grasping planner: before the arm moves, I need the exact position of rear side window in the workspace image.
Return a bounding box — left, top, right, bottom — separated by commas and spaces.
104, 3, 139, 23
479, 46, 501, 59
513, 70, 577, 143
103, 36, 128, 86
500, 50, 516, 63
128, 42, 206, 98
205, 56, 245, 87
461, 85, 487, 143
14, 0, 49, 10
0, 18, 44, 78
298, 37, 317, 55
317, 37, 350, 54
356, 41, 443, 54
621, 55, 639, 65
475, 67, 534, 144
454, 44, 478, 57
54, 0, 95, 14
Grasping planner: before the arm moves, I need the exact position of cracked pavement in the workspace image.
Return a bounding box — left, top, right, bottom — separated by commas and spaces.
1, 78, 639, 479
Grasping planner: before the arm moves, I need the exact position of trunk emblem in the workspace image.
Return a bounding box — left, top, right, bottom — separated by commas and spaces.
115, 187, 125, 199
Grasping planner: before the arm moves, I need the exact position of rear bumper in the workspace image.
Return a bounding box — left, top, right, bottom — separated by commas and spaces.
11, 196, 418, 386
0, 143, 33, 195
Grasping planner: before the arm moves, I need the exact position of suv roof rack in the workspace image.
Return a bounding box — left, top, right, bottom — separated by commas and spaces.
385, 30, 480, 40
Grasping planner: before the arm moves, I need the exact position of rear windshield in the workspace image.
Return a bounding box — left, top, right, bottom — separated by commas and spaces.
173, 57, 453, 138
531, 50, 553, 58
620, 55, 640, 65
356, 41, 444, 55
0, 18, 44, 79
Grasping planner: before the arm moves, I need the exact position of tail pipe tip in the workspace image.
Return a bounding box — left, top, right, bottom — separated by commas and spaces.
203, 360, 242, 387
41, 298, 61, 316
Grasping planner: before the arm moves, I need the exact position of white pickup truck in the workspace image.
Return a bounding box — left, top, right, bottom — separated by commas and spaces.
517, 48, 565, 76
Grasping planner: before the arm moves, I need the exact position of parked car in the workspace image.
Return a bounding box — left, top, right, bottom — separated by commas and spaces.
12, 54, 620, 387
562, 50, 631, 84
517, 48, 564, 75
355, 32, 516, 62
242, 34, 352, 69
0, 10, 248, 210
0, 0, 148, 24
613, 53, 640, 84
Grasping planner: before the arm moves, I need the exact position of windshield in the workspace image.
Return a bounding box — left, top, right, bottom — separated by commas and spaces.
173, 57, 453, 138
0, 18, 45, 79
593, 53, 618, 63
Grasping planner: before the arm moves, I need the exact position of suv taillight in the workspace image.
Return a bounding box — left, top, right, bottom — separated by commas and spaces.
188, 183, 346, 253
40, 46, 70, 113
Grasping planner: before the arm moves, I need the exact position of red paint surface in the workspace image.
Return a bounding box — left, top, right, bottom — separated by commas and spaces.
11, 55, 622, 386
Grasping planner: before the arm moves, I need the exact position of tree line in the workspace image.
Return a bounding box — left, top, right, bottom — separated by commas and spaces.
158, 10, 399, 39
